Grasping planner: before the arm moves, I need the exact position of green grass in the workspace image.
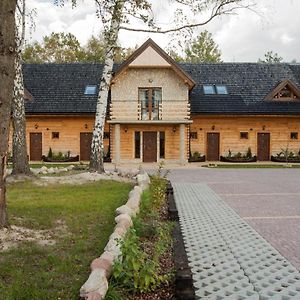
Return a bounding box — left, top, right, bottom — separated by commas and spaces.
0, 180, 132, 300
204, 164, 300, 168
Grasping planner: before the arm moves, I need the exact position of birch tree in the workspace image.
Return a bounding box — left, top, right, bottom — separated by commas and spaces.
0, 0, 17, 228
12, 0, 32, 175
57, 0, 254, 173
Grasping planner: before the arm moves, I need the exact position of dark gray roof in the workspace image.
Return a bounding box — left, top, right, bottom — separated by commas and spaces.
179, 63, 300, 114
24, 62, 300, 115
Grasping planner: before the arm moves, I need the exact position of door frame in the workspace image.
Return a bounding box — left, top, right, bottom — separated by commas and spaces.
80, 132, 93, 161
257, 132, 270, 161
206, 132, 220, 161
142, 131, 158, 162
29, 132, 43, 161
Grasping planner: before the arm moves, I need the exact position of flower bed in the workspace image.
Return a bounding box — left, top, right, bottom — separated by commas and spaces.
220, 156, 257, 163
188, 155, 206, 162
271, 156, 300, 163
42, 155, 79, 163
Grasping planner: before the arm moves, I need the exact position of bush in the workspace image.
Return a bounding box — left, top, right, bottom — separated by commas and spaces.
48, 147, 53, 158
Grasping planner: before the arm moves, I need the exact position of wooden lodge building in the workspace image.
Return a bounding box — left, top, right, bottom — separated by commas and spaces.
20, 39, 300, 164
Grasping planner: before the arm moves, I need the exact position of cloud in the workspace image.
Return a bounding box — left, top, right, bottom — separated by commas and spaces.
26, 0, 300, 62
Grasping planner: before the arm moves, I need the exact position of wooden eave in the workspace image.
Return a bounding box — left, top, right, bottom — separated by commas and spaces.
264, 79, 300, 101
111, 38, 196, 90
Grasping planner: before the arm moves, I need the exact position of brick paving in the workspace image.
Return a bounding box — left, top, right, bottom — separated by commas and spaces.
169, 168, 300, 271
173, 183, 300, 299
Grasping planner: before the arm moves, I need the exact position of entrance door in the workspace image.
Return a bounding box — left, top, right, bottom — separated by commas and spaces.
30, 133, 42, 161
143, 132, 157, 162
207, 133, 220, 161
80, 132, 93, 161
257, 133, 270, 161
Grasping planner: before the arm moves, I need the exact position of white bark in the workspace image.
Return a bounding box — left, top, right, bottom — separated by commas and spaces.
89, 0, 125, 172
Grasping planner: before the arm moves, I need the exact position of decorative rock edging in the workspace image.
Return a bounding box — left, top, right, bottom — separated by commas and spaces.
79, 172, 150, 300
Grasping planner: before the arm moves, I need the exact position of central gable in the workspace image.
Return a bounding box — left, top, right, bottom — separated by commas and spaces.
129, 45, 171, 67
112, 39, 195, 89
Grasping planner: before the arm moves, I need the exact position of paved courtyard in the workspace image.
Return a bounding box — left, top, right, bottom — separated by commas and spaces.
169, 168, 300, 271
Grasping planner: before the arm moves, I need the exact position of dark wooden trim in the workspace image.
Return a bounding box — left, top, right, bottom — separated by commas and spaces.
264, 79, 300, 101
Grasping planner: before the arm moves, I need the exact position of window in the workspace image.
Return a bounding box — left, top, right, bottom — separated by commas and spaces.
104, 132, 110, 139
84, 85, 97, 95
216, 85, 228, 95
190, 132, 198, 139
139, 88, 162, 120
159, 131, 165, 158
291, 132, 298, 139
240, 132, 248, 139
203, 85, 215, 95
52, 132, 59, 139
135, 132, 141, 159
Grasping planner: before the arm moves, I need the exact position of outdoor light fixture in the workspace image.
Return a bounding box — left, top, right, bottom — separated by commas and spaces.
148, 78, 153, 83
262, 125, 266, 130
34, 124, 38, 129
212, 125, 215, 130
124, 127, 128, 133
173, 126, 177, 133
84, 124, 88, 129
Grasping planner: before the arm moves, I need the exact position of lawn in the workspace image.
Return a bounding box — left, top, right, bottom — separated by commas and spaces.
0, 180, 132, 300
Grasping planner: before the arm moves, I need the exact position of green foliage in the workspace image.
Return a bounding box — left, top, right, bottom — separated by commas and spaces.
228, 149, 232, 158
23, 32, 138, 64
258, 51, 283, 63
246, 147, 252, 159
47, 147, 53, 158
111, 171, 173, 296
112, 228, 169, 293
185, 30, 222, 63
192, 151, 201, 159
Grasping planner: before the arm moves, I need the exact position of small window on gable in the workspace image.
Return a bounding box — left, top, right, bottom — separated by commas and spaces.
84, 85, 97, 95
203, 85, 215, 95
52, 132, 59, 139
291, 132, 298, 140
240, 132, 248, 139
216, 85, 228, 95
274, 86, 296, 100
190, 132, 198, 139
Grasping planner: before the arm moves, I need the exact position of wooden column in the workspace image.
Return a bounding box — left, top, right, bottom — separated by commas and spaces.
115, 124, 120, 164
180, 124, 186, 165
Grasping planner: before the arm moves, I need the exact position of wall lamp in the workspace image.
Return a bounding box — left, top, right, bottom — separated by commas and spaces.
173, 126, 177, 133
34, 124, 39, 129
124, 127, 128, 133
212, 125, 215, 130
262, 125, 266, 131
84, 123, 88, 129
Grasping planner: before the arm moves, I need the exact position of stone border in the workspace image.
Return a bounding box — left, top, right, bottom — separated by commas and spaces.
79, 172, 150, 300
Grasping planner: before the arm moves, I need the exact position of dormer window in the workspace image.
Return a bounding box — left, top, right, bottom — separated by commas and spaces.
84, 85, 97, 95
203, 84, 228, 95
265, 79, 300, 101
203, 85, 215, 95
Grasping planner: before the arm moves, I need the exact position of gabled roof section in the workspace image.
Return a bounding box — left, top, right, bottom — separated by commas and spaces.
112, 39, 196, 89
264, 79, 300, 101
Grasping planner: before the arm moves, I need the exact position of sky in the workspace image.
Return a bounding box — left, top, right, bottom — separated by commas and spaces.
26, 0, 300, 62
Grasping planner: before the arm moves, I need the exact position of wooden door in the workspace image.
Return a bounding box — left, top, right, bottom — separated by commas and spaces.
80, 132, 93, 161
257, 133, 270, 161
207, 133, 220, 161
30, 133, 42, 161
143, 132, 157, 162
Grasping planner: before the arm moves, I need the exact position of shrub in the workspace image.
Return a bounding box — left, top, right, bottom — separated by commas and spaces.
246, 147, 252, 158
48, 147, 53, 158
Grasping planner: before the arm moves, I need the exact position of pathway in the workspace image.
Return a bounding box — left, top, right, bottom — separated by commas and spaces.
173, 183, 300, 299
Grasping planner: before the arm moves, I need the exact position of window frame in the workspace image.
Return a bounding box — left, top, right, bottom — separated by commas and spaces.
190, 132, 198, 139
159, 131, 165, 159
290, 132, 298, 140
139, 87, 162, 120
84, 85, 97, 95
203, 85, 215, 95
52, 132, 60, 139
240, 132, 249, 139
215, 85, 228, 95
134, 131, 141, 159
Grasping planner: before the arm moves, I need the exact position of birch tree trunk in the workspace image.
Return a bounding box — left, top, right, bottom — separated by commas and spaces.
0, 0, 17, 228
12, 47, 31, 175
89, 0, 124, 173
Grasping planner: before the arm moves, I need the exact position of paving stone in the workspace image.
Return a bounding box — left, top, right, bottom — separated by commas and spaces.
173, 183, 300, 300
